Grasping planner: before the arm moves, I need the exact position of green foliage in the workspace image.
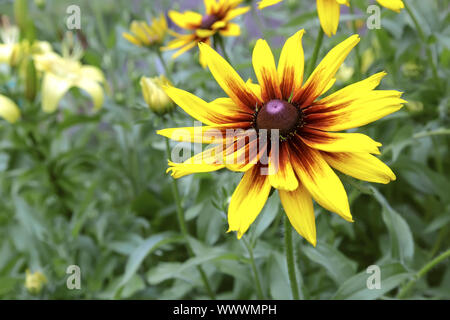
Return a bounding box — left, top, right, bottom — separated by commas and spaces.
0, 0, 448, 300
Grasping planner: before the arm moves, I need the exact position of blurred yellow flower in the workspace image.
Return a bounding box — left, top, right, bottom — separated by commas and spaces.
25, 269, 47, 294
163, 0, 250, 67
140, 75, 174, 114
34, 51, 105, 113
0, 16, 52, 67
258, 0, 404, 37
122, 14, 168, 47
0, 94, 21, 123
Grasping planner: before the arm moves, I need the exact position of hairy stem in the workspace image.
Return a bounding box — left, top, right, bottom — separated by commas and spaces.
284, 217, 300, 300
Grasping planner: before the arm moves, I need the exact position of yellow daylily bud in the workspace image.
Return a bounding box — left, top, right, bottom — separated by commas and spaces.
25, 269, 47, 294
140, 75, 174, 114
0, 94, 21, 123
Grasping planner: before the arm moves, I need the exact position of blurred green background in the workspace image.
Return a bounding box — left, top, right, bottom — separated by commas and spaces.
0, 0, 448, 299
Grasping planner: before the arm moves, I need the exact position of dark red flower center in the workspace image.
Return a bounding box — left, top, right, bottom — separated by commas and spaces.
200, 14, 220, 29
255, 99, 302, 138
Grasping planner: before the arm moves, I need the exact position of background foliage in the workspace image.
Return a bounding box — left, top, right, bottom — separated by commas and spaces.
0, 0, 449, 299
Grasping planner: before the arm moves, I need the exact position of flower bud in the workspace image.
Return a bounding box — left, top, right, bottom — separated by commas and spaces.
140, 75, 174, 114
0, 94, 21, 123
24, 56, 37, 102
25, 269, 47, 294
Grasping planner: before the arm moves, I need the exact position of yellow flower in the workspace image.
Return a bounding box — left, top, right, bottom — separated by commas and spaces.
157, 30, 405, 245
123, 14, 168, 47
163, 0, 250, 66
140, 75, 174, 114
0, 94, 21, 123
258, 0, 405, 37
25, 269, 47, 294
0, 16, 52, 66
33, 51, 105, 113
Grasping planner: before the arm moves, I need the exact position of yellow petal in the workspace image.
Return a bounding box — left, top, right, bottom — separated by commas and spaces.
198, 42, 261, 111
41, 73, 72, 113
76, 77, 104, 110
172, 41, 198, 60
299, 128, 382, 154
167, 145, 226, 179
227, 165, 272, 239
322, 151, 396, 184
279, 184, 316, 246
299, 34, 360, 106
252, 39, 282, 101
316, 0, 341, 37
164, 86, 251, 125
277, 29, 305, 100
305, 90, 406, 131
268, 142, 298, 191
290, 141, 352, 222
168, 10, 202, 30
219, 23, 241, 37
376, 0, 404, 12
196, 29, 216, 38
0, 94, 21, 123
122, 32, 142, 46
157, 122, 251, 144
258, 0, 283, 10
224, 7, 250, 21
0, 44, 14, 64
80, 65, 105, 83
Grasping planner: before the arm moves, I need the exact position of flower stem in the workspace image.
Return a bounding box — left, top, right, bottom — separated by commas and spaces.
156, 50, 169, 77
214, 34, 230, 62
397, 249, 450, 299
242, 237, 265, 299
164, 138, 216, 299
284, 216, 300, 300
403, 0, 439, 85
307, 27, 324, 76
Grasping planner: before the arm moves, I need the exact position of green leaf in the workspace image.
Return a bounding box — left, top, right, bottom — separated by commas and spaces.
303, 242, 357, 285
119, 232, 181, 287
333, 263, 412, 300
371, 187, 415, 262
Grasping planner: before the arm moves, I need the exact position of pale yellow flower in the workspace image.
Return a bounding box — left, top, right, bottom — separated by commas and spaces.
140, 75, 174, 114
0, 16, 52, 66
34, 51, 105, 113
25, 269, 47, 294
123, 14, 168, 47
0, 94, 21, 123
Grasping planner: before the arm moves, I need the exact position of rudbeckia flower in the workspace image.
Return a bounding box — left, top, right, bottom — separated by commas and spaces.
122, 14, 168, 47
258, 0, 405, 37
158, 30, 405, 245
0, 94, 21, 123
33, 51, 105, 113
163, 0, 250, 66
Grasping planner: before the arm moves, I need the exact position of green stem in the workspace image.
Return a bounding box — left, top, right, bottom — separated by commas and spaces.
242, 237, 264, 299
397, 249, 450, 299
156, 50, 170, 77
214, 34, 230, 62
349, 6, 362, 80
284, 217, 300, 300
404, 0, 439, 85
164, 138, 216, 299
307, 27, 324, 76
